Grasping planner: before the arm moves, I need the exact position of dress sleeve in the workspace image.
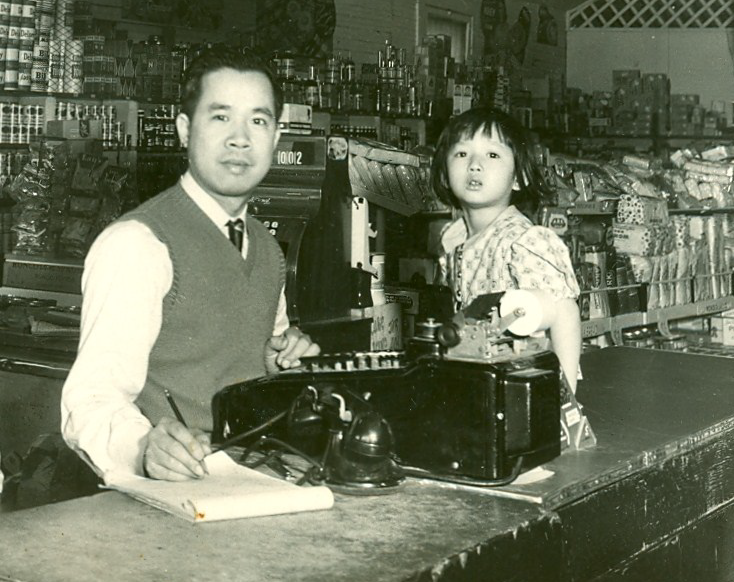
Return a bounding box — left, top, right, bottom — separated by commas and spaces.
509, 226, 580, 300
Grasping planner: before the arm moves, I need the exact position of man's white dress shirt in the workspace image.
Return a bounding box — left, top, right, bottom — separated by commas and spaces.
61, 172, 289, 477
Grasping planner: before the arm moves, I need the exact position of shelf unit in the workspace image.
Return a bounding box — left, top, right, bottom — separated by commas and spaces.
561, 199, 734, 343
582, 295, 734, 344
555, 134, 732, 155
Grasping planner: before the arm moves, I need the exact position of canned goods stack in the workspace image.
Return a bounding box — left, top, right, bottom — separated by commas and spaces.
30, 22, 48, 91
55, 100, 124, 150
0, 3, 8, 88
29, 0, 52, 91
0, 101, 42, 143
99, 103, 118, 149
137, 104, 179, 151
64, 36, 81, 92
3, 0, 23, 90
17, 0, 35, 91
80, 34, 112, 96
48, 0, 75, 93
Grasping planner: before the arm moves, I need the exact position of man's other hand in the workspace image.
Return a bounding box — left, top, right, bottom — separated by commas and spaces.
264, 326, 321, 373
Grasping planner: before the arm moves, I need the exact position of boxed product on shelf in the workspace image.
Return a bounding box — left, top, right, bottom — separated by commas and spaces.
46, 119, 103, 140
711, 308, 734, 346
616, 192, 669, 225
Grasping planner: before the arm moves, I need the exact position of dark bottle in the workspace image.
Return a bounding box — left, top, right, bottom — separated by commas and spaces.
304, 64, 320, 108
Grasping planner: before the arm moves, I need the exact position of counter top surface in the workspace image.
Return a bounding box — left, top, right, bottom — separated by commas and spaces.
494, 347, 734, 507
0, 347, 732, 581
0, 479, 552, 582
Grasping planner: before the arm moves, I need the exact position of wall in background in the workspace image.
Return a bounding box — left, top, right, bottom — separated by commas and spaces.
567, 28, 734, 122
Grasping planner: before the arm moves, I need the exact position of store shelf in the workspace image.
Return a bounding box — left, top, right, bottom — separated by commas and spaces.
351, 183, 418, 216
581, 311, 645, 341
567, 200, 617, 215
565, 203, 734, 217
669, 207, 734, 216
582, 295, 734, 342
559, 135, 728, 152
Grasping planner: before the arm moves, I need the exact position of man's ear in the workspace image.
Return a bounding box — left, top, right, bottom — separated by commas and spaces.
175, 112, 190, 148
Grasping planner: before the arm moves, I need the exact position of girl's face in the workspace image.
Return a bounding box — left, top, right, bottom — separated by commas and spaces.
446, 124, 518, 211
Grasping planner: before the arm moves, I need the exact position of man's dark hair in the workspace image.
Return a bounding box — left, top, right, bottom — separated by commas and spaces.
180, 45, 283, 121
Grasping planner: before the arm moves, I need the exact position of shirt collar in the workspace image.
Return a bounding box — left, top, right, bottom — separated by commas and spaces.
441, 205, 519, 253
180, 171, 248, 228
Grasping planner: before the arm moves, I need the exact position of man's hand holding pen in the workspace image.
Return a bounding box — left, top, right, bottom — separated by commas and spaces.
143, 417, 212, 480
145, 388, 210, 481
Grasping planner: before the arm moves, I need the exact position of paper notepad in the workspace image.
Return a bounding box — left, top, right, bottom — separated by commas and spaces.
104, 451, 334, 523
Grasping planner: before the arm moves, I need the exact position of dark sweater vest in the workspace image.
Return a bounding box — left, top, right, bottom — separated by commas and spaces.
120, 183, 284, 430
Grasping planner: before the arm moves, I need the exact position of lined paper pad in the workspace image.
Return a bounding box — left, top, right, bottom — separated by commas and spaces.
104, 451, 334, 523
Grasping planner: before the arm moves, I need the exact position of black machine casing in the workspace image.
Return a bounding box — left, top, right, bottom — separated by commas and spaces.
212, 348, 561, 481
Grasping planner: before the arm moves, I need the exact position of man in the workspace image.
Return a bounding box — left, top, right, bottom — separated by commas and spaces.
61, 46, 320, 482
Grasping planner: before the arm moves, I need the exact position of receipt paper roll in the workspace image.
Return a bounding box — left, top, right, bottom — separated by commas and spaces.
499, 289, 557, 336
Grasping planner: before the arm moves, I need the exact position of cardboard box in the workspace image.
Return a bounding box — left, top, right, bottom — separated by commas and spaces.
710, 312, 734, 346
46, 119, 102, 139
612, 69, 641, 89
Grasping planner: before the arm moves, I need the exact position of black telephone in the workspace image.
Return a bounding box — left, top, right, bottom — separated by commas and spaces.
212, 295, 562, 493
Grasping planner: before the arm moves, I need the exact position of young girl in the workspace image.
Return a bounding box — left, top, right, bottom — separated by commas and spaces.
432, 106, 582, 392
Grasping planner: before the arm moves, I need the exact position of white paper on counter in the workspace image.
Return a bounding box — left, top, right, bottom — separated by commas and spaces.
104, 450, 334, 523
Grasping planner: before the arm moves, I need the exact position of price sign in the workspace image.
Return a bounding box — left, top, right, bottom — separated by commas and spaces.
697, 297, 734, 316
581, 319, 607, 338
371, 304, 402, 350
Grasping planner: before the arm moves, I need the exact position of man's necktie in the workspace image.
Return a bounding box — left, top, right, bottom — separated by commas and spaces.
227, 218, 245, 253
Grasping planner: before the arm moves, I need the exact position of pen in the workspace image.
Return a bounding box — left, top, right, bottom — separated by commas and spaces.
163, 389, 209, 475
164, 388, 188, 426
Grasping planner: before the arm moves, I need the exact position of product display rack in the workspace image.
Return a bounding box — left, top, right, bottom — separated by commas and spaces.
581, 293, 734, 344
564, 203, 734, 345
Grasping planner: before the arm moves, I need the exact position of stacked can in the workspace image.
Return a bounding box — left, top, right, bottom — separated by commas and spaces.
0, 102, 11, 142
17, 0, 35, 91
48, 0, 73, 93
81, 34, 107, 95
30, 27, 47, 90
0, 2, 9, 87
4, 0, 22, 90
30, 0, 50, 91
0, 101, 22, 143
64, 36, 81, 92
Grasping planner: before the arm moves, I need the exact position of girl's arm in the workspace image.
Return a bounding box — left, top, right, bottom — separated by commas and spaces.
549, 298, 582, 393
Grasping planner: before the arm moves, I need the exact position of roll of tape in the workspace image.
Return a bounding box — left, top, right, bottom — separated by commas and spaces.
499, 289, 557, 336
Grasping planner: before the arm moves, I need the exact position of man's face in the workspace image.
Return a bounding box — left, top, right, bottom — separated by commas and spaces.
176, 68, 281, 212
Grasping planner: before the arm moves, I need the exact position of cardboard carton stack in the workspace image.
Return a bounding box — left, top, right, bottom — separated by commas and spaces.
610, 69, 670, 136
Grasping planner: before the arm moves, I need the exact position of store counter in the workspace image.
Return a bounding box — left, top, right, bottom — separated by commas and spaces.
0, 348, 733, 581
508, 347, 734, 580
0, 482, 560, 582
